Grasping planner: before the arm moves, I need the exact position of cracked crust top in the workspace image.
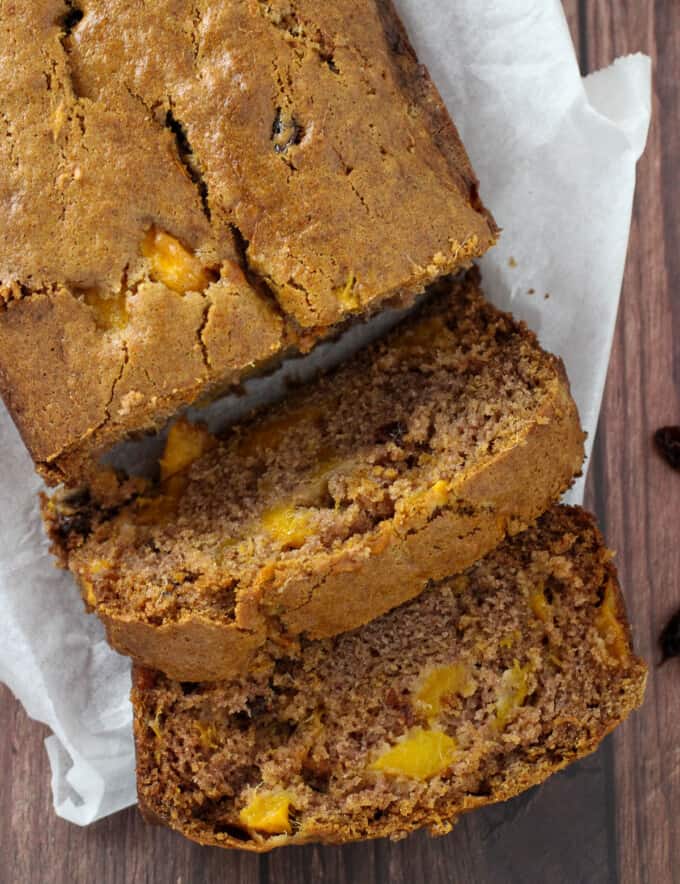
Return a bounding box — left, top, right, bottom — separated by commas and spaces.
0, 0, 497, 485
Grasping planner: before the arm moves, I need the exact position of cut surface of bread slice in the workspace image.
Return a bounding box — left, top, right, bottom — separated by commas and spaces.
45, 269, 585, 680
132, 507, 647, 851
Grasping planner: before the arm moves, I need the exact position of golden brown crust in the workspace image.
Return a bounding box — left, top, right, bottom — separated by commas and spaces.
0, 0, 496, 487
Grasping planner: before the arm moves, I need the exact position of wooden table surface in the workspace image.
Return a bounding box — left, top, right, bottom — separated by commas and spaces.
2, 2, 678, 882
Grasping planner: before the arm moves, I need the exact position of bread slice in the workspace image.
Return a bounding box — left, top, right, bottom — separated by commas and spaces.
45, 269, 585, 680
132, 506, 647, 851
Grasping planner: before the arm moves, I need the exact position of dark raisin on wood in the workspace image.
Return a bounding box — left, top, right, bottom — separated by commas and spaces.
660, 609, 680, 664
271, 108, 303, 154
374, 420, 407, 445
654, 426, 680, 471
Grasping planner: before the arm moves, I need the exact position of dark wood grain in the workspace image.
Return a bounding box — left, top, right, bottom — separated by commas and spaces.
2, 2, 678, 882
580, 3, 680, 884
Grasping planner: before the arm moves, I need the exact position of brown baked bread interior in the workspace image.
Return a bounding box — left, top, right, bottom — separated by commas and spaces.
0, 0, 497, 487
132, 506, 647, 851
45, 269, 585, 680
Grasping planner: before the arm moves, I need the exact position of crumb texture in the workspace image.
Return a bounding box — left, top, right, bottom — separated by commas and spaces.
46, 270, 585, 680
0, 0, 496, 483
132, 507, 647, 851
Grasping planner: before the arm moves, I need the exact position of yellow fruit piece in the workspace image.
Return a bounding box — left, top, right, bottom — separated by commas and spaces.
83, 288, 128, 332
415, 664, 477, 718
596, 581, 628, 663
529, 586, 551, 623
370, 728, 457, 780
495, 661, 531, 730
261, 504, 313, 549
337, 273, 358, 310
407, 479, 450, 515
239, 792, 293, 835
159, 418, 216, 481
141, 227, 216, 294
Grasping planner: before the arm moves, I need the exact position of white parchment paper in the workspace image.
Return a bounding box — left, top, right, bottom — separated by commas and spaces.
0, 0, 651, 824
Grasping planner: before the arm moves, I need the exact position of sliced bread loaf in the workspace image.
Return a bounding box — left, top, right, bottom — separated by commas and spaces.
45, 269, 585, 680
132, 506, 646, 850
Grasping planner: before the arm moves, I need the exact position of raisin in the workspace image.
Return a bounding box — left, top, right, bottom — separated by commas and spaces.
654, 426, 680, 471
374, 420, 406, 445
660, 609, 680, 664
272, 108, 303, 154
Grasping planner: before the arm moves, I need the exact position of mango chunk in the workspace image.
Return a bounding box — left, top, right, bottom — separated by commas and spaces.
370, 728, 457, 780
595, 581, 629, 663
415, 664, 477, 718
239, 791, 293, 835
159, 418, 216, 481
406, 479, 449, 515
261, 504, 313, 549
84, 288, 128, 332
495, 661, 531, 730
141, 227, 216, 294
